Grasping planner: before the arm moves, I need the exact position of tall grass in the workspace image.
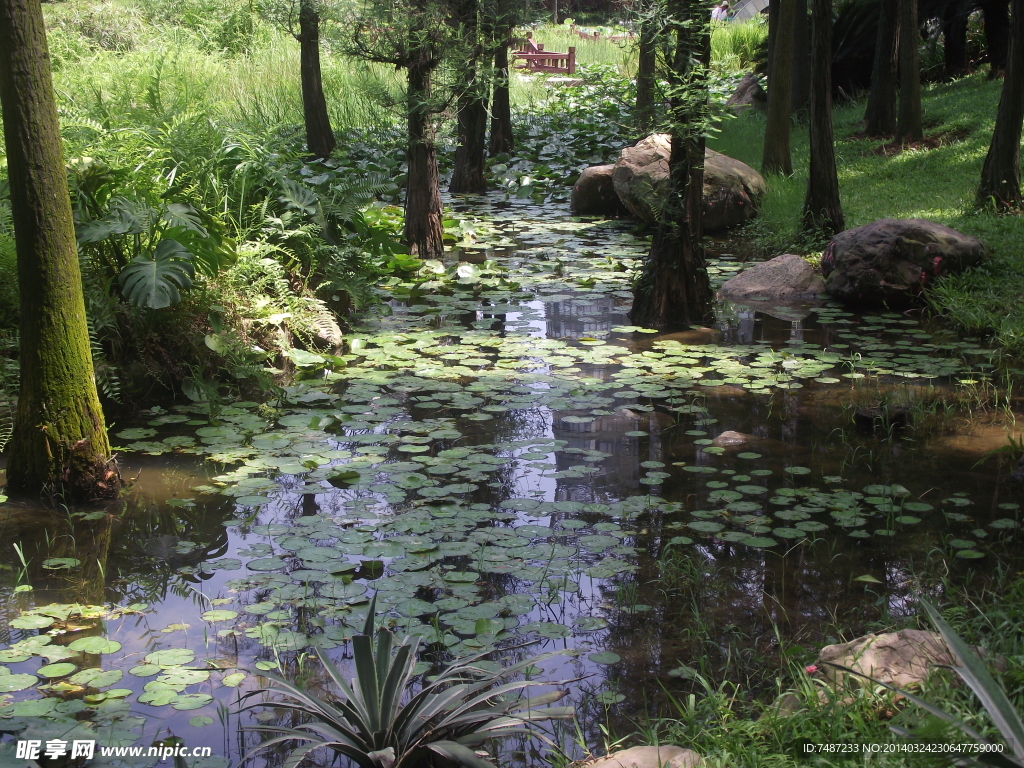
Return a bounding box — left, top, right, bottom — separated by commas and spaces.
711, 19, 767, 71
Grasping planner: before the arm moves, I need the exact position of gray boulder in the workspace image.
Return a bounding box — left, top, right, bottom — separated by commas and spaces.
612, 134, 766, 232
719, 253, 825, 301
725, 72, 767, 113
823, 218, 987, 306
571, 164, 629, 217
814, 629, 956, 690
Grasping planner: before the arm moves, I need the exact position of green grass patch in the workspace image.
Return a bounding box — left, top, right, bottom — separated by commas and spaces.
709, 74, 1024, 356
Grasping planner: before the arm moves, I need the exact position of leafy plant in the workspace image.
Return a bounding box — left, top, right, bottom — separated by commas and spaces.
240, 595, 574, 768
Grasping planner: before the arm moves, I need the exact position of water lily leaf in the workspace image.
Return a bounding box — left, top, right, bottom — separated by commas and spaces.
145, 649, 196, 667
222, 672, 246, 687
41, 558, 82, 569
10, 615, 55, 630
37, 662, 77, 678
190, 716, 215, 727
588, 651, 621, 665
172, 693, 214, 711
129, 664, 162, 677
68, 637, 121, 655
201, 610, 239, 622
69, 668, 122, 688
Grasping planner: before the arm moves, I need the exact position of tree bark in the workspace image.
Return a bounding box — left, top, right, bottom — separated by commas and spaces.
791, 0, 811, 113
896, 0, 923, 142
297, 0, 335, 160
942, 0, 969, 79
767, 0, 779, 85
0, 0, 117, 499
981, 0, 1010, 76
489, 40, 514, 155
763, 0, 796, 174
636, 16, 658, 134
803, 0, 844, 235
405, 61, 444, 258
450, 0, 488, 193
865, 0, 899, 135
979, 0, 1024, 207
630, 0, 712, 329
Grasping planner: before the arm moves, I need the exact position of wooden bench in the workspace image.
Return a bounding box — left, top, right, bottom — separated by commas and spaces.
512, 35, 576, 74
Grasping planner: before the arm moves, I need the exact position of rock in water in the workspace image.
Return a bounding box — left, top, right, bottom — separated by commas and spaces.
571, 164, 629, 218
719, 254, 825, 300
582, 746, 703, 768
611, 134, 766, 232
724, 72, 767, 113
823, 218, 987, 306
815, 629, 955, 689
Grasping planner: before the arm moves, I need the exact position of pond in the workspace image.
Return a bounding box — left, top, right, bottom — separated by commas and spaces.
1, 196, 1022, 766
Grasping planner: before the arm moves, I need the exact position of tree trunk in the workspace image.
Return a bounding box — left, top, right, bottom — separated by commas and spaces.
630, 0, 712, 329
298, 0, 335, 160
979, 0, 1024, 207
0, 0, 116, 499
896, 0, 923, 142
803, 0, 844, 235
405, 62, 444, 258
943, 0, 969, 79
450, 0, 488, 193
791, 0, 811, 113
489, 39, 514, 155
763, 0, 796, 174
767, 0, 779, 85
981, 0, 1010, 76
451, 92, 489, 192
636, 17, 658, 134
865, 0, 899, 135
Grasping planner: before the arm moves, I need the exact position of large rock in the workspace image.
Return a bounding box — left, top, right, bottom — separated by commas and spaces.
823, 219, 987, 306
571, 164, 629, 217
611, 134, 766, 232
814, 629, 956, 690
719, 254, 825, 301
725, 73, 767, 113
581, 746, 703, 768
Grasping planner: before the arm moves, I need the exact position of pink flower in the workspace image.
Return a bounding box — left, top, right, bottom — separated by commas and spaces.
805, 665, 818, 674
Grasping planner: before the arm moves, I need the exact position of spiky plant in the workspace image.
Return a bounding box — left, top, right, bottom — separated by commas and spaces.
239, 596, 574, 768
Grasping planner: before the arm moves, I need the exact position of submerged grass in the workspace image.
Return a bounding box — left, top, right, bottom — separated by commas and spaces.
708, 74, 1024, 356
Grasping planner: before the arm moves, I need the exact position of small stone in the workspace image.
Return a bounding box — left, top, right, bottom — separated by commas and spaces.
581, 745, 703, 768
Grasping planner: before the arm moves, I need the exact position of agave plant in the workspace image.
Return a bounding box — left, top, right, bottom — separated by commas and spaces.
825, 599, 1024, 767
239, 596, 574, 768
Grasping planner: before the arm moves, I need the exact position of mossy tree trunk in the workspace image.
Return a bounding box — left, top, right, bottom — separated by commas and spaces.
895, 0, 923, 142
864, 0, 899, 135
297, 0, 335, 160
0, 0, 117, 499
405, 57, 444, 257
450, 0, 488, 193
635, 15, 658, 135
629, 0, 712, 329
803, 0, 844, 235
489, 38, 514, 155
762, 0, 796, 174
979, 0, 1024, 208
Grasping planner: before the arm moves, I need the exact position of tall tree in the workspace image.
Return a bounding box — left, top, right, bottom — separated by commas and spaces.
0, 0, 116, 498
864, 0, 899, 135
630, 0, 713, 329
449, 0, 488, 193
803, 0, 844, 235
980, 0, 1011, 77
942, 0, 970, 79
487, 0, 515, 156
635, 14, 658, 135
265, 0, 336, 158
979, 0, 1024, 207
895, 0, 923, 142
297, 0, 336, 159
762, 0, 797, 174
352, 0, 446, 257
791, 0, 811, 113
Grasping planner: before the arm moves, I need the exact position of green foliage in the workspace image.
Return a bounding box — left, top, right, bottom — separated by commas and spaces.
240, 595, 574, 768
118, 238, 196, 309
710, 19, 767, 72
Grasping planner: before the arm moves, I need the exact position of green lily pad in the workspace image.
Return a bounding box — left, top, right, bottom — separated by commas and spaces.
0, 673, 37, 692
588, 651, 621, 665
37, 662, 77, 678
145, 649, 196, 667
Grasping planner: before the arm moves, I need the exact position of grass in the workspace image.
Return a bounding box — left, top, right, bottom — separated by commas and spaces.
708, 74, 1024, 356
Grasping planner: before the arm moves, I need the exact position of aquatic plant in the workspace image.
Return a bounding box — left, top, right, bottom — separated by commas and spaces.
239, 596, 574, 768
